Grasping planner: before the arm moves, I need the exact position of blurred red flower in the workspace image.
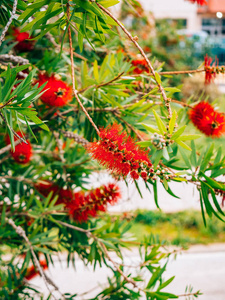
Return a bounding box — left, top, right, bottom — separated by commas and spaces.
25, 260, 48, 280
5, 132, 32, 164
204, 55, 217, 85
131, 59, 150, 74
12, 28, 35, 52
188, 0, 207, 5
189, 102, 225, 137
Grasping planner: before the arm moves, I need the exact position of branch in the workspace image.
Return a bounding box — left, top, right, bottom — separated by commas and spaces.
78, 72, 125, 94
0, 140, 21, 156
98, 240, 142, 292
0, 111, 28, 144
0, 54, 29, 65
95, 2, 172, 118
5, 217, 64, 300
66, 3, 100, 135
60, 130, 89, 146
0, 95, 17, 109
0, 0, 18, 46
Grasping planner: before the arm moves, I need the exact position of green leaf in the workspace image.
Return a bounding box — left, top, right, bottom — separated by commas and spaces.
158, 276, 175, 291
177, 134, 201, 141
171, 125, 186, 140
140, 123, 161, 135
164, 87, 181, 93
154, 72, 161, 85
136, 141, 152, 147
153, 180, 160, 209
179, 147, 192, 169
200, 144, 214, 172
153, 110, 167, 135
177, 140, 191, 151
93, 60, 99, 82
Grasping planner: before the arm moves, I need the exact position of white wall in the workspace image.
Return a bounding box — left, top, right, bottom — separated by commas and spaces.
139, 0, 201, 30
112, 0, 202, 31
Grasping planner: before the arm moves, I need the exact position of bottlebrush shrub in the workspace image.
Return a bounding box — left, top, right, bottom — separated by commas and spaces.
35, 181, 121, 222
35, 72, 72, 107
189, 102, 225, 137
87, 123, 153, 181
12, 28, 35, 52
5, 132, 32, 164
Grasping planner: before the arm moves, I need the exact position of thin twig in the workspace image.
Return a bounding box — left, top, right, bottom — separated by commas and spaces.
66, 3, 100, 135
60, 130, 89, 146
0, 54, 29, 65
78, 72, 125, 94
5, 217, 60, 300
113, 111, 144, 141
95, 2, 172, 118
0, 140, 21, 156
0, 95, 17, 109
0, 111, 28, 144
45, 32, 87, 61
98, 240, 142, 292
56, 220, 92, 235
157, 69, 204, 76
0, 0, 18, 46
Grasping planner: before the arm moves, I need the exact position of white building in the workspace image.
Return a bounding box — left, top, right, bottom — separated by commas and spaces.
139, 0, 225, 37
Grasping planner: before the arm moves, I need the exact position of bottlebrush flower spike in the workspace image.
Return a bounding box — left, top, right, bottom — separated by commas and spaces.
204, 54, 217, 85
189, 102, 225, 137
131, 59, 149, 74
12, 28, 35, 52
25, 260, 48, 280
66, 183, 121, 222
36, 73, 72, 107
87, 123, 153, 180
34, 181, 74, 204
5, 132, 32, 164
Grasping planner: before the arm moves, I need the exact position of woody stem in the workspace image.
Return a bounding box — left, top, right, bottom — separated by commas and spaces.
66, 3, 100, 136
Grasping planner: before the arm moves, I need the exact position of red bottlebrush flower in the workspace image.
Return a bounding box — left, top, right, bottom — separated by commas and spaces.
34, 181, 74, 204
87, 123, 152, 180
5, 132, 32, 164
204, 54, 217, 84
34, 181, 59, 198
25, 260, 48, 280
188, 0, 207, 5
66, 183, 121, 223
131, 59, 149, 74
36, 73, 72, 107
189, 102, 225, 137
12, 28, 35, 52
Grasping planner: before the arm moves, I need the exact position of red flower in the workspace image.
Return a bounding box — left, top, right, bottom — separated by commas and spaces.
66, 183, 121, 222
87, 123, 153, 180
25, 260, 48, 280
189, 102, 225, 137
131, 59, 149, 74
12, 28, 35, 52
188, 0, 207, 5
5, 132, 32, 164
34, 181, 74, 204
36, 73, 72, 107
204, 55, 217, 85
